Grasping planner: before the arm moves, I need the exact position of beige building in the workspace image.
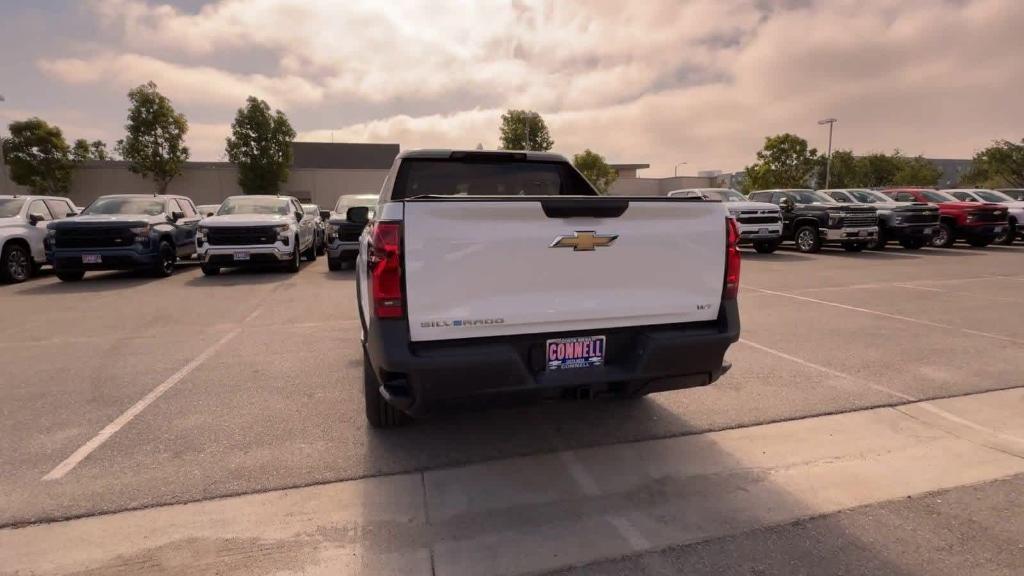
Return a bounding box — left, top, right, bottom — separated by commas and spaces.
608, 163, 723, 196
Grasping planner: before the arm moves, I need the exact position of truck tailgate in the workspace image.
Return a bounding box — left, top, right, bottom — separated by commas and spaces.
403, 199, 727, 341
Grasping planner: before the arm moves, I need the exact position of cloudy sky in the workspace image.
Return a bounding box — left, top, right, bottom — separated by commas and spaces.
1, 0, 1022, 175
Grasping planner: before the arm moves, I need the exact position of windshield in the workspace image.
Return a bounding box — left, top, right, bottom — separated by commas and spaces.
921, 190, 956, 202
335, 195, 378, 211
788, 190, 836, 205
846, 190, 890, 203
392, 158, 597, 199
717, 189, 747, 202
974, 190, 1013, 202
0, 198, 26, 217
217, 197, 292, 216
83, 197, 166, 216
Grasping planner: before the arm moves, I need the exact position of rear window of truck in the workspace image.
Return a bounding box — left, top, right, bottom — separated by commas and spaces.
392, 158, 598, 199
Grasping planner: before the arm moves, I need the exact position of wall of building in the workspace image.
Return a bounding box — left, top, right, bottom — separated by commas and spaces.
63, 162, 388, 209
608, 175, 717, 196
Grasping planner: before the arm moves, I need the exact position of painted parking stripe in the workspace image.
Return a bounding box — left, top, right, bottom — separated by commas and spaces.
745, 286, 1024, 345
894, 283, 1024, 303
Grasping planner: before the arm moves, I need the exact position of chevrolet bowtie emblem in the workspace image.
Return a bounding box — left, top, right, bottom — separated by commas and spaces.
550, 231, 618, 251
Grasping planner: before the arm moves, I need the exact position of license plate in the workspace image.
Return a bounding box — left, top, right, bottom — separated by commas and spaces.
758, 228, 769, 235
233, 251, 250, 261
924, 228, 933, 234
994, 226, 1003, 233
859, 230, 869, 237
546, 335, 606, 371
82, 254, 101, 264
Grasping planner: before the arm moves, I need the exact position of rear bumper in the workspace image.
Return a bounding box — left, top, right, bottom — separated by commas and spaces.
327, 240, 359, 259
51, 248, 159, 271
364, 300, 740, 416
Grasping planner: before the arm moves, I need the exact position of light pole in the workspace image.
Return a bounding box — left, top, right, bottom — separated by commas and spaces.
674, 161, 687, 177
0, 94, 7, 195
818, 118, 837, 189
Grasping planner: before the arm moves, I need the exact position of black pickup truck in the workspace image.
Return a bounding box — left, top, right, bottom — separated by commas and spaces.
823, 188, 939, 250
748, 189, 878, 253
46, 194, 200, 281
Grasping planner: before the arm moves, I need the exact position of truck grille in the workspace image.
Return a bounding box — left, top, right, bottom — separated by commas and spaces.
54, 227, 134, 249
840, 212, 877, 227
901, 212, 939, 224
731, 210, 780, 225
207, 226, 278, 246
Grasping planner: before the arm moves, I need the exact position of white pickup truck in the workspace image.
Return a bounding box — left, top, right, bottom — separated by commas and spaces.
357, 150, 741, 427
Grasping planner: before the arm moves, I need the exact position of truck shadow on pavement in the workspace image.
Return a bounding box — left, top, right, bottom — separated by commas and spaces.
183, 266, 304, 287
15, 270, 163, 295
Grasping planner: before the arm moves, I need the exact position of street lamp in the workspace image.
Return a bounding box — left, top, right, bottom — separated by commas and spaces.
818, 118, 837, 189
674, 161, 687, 177
0, 94, 7, 195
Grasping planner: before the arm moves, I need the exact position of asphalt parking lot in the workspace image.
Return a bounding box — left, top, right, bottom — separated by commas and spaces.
2, 242, 1023, 574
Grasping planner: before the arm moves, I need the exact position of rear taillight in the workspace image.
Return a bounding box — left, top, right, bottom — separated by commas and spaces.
370, 221, 403, 318
724, 217, 741, 300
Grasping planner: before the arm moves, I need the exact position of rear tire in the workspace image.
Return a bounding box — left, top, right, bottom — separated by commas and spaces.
56, 270, 85, 282
363, 347, 408, 429
303, 237, 317, 261
201, 264, 220, 276
795, 226, 821, 253
752, 240, 779, 254
996, 221, 1016, 245
152, 241, 176, 278
931, 222, 955, 248
900, 238, 925, 250
1, 242, 32, 283
286, 239, 301, 273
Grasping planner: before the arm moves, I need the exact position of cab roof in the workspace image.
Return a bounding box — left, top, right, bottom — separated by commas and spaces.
397, 149, 569, 163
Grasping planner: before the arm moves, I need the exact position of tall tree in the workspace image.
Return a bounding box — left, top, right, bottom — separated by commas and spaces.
857, 152, 903, 187
892, 155, 942, 187
72, 139, 112, 162
115, 81, 190, 194
572, 149, 618, 195
744, 133, 819, 190
814, 149, 859, 189
225, 96, 296, 194
961, 139, 1024, 187
499, 109, 554, 151
2, 117, 74, 195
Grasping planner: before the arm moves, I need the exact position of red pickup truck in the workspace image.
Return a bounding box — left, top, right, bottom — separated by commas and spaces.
883, 188, 1009, 248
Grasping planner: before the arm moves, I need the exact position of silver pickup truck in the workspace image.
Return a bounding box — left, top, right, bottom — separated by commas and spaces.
669, 188, 783, 253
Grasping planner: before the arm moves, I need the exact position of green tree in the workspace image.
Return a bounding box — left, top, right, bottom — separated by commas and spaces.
2, 117, 74, 195
961, 139, 1024, 187
815, 149, 859, 189
72, 139, 112, 162
572, 149, 618, 195
499, 109, 554, 151
744, 133, 819, 190
857, 152, 903, 187
892, 155, 942, 187
115, 81, 190, 193
225, 96, 297, 194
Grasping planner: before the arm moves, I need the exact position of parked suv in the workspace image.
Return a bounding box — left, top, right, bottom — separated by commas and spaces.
326, 193, 378, 271
668, 188, 783, 253
196, 195, 316, 275
883, 188, 1008, 248
0, 195, 78, 283
945, 189, 1023, 245
823, 188, 939, 250
748, 189, 878, 253
47, 194, 200, 282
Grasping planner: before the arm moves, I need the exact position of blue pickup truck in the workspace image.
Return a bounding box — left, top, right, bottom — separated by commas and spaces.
47, 194, 201, 282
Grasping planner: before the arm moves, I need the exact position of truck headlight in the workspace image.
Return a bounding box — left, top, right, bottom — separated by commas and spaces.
828, 214, 842, 226
129, 225, 151, 244
274, 224, 291, 244
327, 223, 340, 239
197, 225, 208, 239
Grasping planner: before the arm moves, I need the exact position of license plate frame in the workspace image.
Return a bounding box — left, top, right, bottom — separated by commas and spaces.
859, 229, 869, 237
546, 335, 606, 371
758, 227, 769, 235
81, 254, 101, 264
233, 251, 250, 261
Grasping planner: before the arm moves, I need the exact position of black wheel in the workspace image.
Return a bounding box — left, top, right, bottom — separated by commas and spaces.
201, 264, 220, 276
316, 234, 326, 256
328, 257, 342, 271
56, 270, 85, 282
1, 242, 32, 283
867, 227, 887, 250
303, 236, 317, 261
285, 239, 301, 273
931, 222, 955, 248
795, 226, 821, 253
842, 243, 865, 252
363, 346, 408, 428
152, 241, 176, 277
995, 221, 1016, 246
967, 236, 992, 248
752, 240, 779, 254
900, 238, 925, 250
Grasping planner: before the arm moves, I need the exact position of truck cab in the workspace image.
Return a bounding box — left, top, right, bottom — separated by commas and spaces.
357, 150, 740, 427
748, 189, 878, 253
0, 195, 78, 283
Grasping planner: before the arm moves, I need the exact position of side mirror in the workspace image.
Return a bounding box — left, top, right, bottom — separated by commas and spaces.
171, 210, 185, 221
346, 206, 370, 225
779, 197, 794, 212
206, 211, 215, 217
294, 211, 303, 221
320, 210, 331, 221
28, 213, 46, 225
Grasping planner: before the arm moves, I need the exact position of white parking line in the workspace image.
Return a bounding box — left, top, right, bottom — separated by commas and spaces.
894, 283, 1024, 303
745, 286, 1024, 345
42, 300, 273, 481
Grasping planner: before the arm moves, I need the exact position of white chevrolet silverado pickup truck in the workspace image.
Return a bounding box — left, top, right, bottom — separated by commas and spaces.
357, 150, 741, 427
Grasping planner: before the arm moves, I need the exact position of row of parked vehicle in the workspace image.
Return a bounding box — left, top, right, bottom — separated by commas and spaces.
0, 191, 379, 283
669, 187, 1023, 254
